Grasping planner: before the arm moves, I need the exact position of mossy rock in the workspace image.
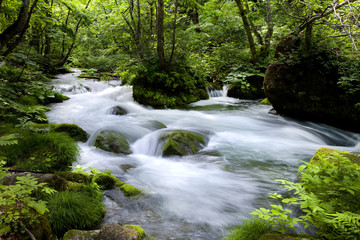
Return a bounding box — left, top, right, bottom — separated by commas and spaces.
100, 223, 144, 240
310, 148, 360, 166
260, 98, 272, 105
93, 173, 117, 190
120, 183, 141, 197
259, 232, 319, 240
53, 123, 89, 142
160, 130, 207, 157
63, 229, 100, 240
123, 225, 146, 240
58, 171, 93, 184
94, 130, 132, 155
108, 106, 127, 116
141, 120, 167, 130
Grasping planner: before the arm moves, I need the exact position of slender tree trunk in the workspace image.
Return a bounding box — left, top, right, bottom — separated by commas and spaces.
156, 0, 166, 70
244, 0, 263, 46
57, 0, 91, 67
305, 23, 313, 50
44, 0, 54, 56
234, 0, 257, 61
168, 0, 178, 67
261, 0, 273, 57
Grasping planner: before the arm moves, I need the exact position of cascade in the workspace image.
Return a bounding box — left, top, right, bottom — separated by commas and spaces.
47, 71, 360, 239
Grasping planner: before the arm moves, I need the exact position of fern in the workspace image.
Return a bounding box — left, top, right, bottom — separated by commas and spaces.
0, 134, 19, 146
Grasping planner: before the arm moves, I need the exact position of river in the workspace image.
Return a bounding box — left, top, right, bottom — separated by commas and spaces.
47, 70, 360, 239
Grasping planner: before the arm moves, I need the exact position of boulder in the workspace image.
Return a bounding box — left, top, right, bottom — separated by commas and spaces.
310, 148, 360, 166
94, 130, 132, 154
119, 183, 141, 197
160, 130, 207, 157
53, 123, 89, 142
100, 223, 145, 240
63, 230, 100, 240
263, 35, 360, 132
108, 106, 127, 116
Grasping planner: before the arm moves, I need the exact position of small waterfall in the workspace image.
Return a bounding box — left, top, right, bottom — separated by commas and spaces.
207, 84, 229, 98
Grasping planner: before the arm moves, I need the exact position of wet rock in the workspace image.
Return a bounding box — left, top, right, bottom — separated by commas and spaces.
263, 34, 360, 132
160, 130, 207, 157
310, 148, 360, 166
108, 106, 128, 116
100, 223, 145, 240
119, 183, 141, 197
53, 123, 89, 142
63, 229, 100, 240
94, 130, 132, 154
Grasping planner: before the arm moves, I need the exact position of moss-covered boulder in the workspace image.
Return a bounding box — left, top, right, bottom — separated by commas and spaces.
94, 130, 132, 154
263, 34, 360, 132
63, 229, 100, 240
228, 75, 265, 100
100, 223, 145, 240
119, 183, 141, 197
93, 173, 117, 190
310, 148, 360, 166
108, 106, 128, 116
58, 172, 93, 184
160, 130, 207, 157
260, 98, 272, 105
53, 123, 89, 142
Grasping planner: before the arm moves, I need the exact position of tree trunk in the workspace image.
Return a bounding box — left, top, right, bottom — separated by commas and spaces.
305, 23, 313, 50
261, 0, 273, 57
168, 0, 178, 67
234, 0, 257, 62
2, 0, 39, 56
0, 0, 31, 53
156, 0, 166, 70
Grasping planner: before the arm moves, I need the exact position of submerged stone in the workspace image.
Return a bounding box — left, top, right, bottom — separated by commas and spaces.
94, 130, 132, 154
160, 130, 207, 157
108, 106, 128, 116
53, 123, 89, 142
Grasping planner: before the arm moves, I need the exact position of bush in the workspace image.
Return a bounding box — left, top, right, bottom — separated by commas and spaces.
225, 217, 271, 240
47, 190, 105, 237
3, 131, 79, 172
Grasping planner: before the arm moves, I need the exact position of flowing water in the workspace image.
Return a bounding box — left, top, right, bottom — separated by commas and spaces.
47, 70, 360, 239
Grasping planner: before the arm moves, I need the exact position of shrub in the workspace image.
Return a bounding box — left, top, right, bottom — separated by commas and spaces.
225, 217, 271, 240
47, 190, 105, 237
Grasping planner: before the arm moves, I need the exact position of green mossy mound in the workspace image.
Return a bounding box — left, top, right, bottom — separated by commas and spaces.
160, 130, 207, 157
119, 183, 141, 197
58, 172, 93, 184
63, 229, 100, 240
100, 223, 144, 240
53, 123, 89, 142
259, 98, 272, 105
94, 130, 132, 155
3, 131, 79, 172
310, 147, 360, 166
123, 225, 146, 240
47, 190, 106, 237
93, 172, 117, 190
132, 63, 208, 108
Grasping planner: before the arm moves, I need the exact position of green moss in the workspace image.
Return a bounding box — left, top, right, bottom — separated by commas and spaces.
53, 123, 89, 142
310, 148, 360, 166
57, 172, 92, 184
160, 130, 207, 156
260, 98, 272, 105
123, 225, 146, 240
94, 130, 132, 154
93, 172, 117, 190
63, 229, 100, 240
120, 183, 141, 197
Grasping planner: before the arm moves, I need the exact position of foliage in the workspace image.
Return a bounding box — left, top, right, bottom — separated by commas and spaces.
3, 131, 79, 172
225, 217, 271, 240
47, 189, 105, 237
249, 151, 360, 239
0, 164, 56, 235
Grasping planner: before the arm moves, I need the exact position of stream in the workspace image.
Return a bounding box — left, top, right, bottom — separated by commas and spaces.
47, 70, 360, 239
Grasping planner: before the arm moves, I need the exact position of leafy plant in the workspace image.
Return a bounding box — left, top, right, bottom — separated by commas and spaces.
248, 151, 360, 239
0, 172, 56, 235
